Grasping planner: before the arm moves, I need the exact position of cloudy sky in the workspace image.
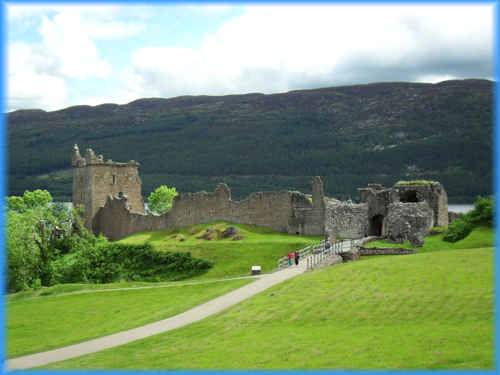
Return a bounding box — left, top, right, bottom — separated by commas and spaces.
6, 3, 494, 112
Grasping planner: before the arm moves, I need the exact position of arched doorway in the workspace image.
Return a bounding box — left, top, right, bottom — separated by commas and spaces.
369, 215, 384, 236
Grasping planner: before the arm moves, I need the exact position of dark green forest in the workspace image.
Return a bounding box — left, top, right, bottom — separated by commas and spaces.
8, 79, 493, 203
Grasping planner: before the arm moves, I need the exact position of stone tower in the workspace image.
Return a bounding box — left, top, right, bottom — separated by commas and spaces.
72, 144, 145, 231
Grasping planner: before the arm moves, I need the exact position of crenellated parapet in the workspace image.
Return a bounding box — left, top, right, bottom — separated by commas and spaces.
72, 144, 140, 168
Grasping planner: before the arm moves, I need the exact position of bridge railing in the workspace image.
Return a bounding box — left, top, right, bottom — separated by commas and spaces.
277, 241, 323, 269
277, 239, 362, 270
277, 240, 360, 269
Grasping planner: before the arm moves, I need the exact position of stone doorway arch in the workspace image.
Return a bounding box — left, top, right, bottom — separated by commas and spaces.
369, 214, 384, 236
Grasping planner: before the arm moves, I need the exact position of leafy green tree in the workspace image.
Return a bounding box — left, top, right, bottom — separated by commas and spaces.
6, 196, 26, 212
23, 189, 53, 209
7, 209, 41, 291
6, 189, 53, 212
147, 186, 178, 214
7, 189, 103, 292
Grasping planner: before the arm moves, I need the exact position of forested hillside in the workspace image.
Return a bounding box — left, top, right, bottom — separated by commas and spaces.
8, 79, 493, 203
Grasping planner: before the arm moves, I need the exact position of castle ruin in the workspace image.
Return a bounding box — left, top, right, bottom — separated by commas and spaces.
72, 145, 145, 230
72, 146, 448, 244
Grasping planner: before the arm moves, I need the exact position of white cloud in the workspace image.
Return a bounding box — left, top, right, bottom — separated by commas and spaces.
7, 4, 146, 111
8, 70, 67, 111
127, 4, 494, 99
38, 12, 112, 79
7, 4, 494, 111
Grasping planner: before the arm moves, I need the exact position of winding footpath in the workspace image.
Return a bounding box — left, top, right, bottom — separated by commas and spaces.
7, 262, 307, 370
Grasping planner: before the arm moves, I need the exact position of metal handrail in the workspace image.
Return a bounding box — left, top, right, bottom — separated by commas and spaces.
277, 238, 362, 270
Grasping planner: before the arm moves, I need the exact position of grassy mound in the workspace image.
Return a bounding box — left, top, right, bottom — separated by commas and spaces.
119, 222, 321, 279
47, 245, 494, 369
364, 226, 494, 253
7, 278, 253, 359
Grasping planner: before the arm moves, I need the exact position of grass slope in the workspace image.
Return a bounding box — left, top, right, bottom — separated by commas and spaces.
119, 222, 321, 279
46, 244, 494, 369
365, 226, 494, 252
7, 278, 252, 359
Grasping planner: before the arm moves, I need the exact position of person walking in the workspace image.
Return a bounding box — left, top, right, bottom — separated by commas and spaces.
294, 249, 300, 266
288, 251, 294, 266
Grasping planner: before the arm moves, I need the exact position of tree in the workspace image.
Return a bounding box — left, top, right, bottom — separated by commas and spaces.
7, 189, 101, 292
147, 186, 178, 214
6, 189, 53, 212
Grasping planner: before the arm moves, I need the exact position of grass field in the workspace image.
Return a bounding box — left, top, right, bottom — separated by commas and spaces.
44, 230, 494, 369
119, 221, 322, 279
7, 278, 253, 358
8, 222, 319, 360
365, 226, 494, 252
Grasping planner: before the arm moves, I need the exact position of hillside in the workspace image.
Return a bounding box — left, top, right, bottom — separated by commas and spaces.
45, 242, 494, 369
8, 79, 493, 202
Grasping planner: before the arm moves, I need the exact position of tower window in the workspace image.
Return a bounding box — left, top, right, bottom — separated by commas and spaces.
112, 175, 116, 184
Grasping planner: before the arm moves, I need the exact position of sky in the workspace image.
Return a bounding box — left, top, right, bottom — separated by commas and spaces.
6, 3, 495, 113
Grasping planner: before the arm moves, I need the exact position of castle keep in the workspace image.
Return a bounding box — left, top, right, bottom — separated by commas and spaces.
72, 145, 144, 230
72, 146, 448, 243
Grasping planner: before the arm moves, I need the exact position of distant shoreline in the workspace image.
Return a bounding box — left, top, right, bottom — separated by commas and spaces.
448, 204, 474, 214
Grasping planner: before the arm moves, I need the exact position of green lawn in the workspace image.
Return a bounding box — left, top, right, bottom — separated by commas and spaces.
365, 226, 494, 252
8, 221, 319, 360
119, 222, 322, 279
7, 278, 253, 359
45, 245, 494, 369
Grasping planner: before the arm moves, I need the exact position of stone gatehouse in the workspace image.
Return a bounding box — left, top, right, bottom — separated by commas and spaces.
72, 146, 448, 243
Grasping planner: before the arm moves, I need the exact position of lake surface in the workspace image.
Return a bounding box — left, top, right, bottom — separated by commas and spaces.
448, 204, 474, 213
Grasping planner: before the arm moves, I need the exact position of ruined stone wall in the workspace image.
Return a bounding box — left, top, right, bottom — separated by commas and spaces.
395, 182, 448, 227
385, 202, 434, 246
435, 185, 449, 227
72, 145, 144, 231
90, 164, 144, 217
72, 161, 94, 229
93, 183, 320, 240
289, 207, 325, 235
166, 184, 307, 232
359, 247, 417, 256
325, 202, 369, 239
93, 196, 166, 241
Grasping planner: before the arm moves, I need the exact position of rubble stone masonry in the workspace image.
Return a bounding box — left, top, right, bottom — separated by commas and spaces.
73, 146, 448, 242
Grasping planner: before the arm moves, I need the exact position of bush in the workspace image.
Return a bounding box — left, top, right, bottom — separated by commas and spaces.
443, 196, 493, 243
53, 243, 212, 284
468, 196, 494, 226
443, 218, 473, 242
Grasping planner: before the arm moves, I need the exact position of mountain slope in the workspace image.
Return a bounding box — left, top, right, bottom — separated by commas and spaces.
8, 79, 493, 202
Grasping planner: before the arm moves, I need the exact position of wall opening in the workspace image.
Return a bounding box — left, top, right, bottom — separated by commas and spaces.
369, 214, 384, 236
400, 190, 418, 203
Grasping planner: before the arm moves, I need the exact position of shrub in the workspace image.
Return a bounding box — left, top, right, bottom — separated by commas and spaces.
443, 218, 473, 242
53, 243, 212, 284
468, 196, 494, 226
443, 196, 494, 243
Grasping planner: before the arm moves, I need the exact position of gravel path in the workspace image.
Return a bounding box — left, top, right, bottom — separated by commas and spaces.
7, 262, 307, 370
